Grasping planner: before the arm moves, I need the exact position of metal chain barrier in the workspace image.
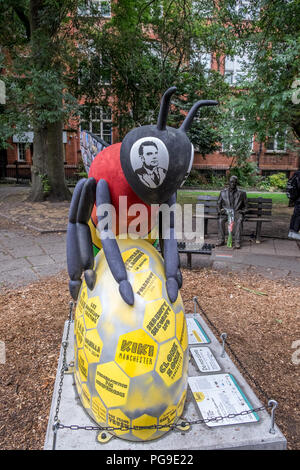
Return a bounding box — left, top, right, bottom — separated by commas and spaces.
51, 297, 278, 449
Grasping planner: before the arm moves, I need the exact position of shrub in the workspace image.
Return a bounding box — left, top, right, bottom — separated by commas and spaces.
267, 172, 288, 191
229, 161, 259, 188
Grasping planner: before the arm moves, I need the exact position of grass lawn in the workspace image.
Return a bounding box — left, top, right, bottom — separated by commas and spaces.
177, 189, 289, 206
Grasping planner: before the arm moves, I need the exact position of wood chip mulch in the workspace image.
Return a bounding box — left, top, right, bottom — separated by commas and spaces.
0, 268, 299, 450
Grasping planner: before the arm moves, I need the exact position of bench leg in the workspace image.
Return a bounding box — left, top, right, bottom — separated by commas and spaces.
187, 253, 192, 269
204, 218, 208, 237
256, 221, 262, 243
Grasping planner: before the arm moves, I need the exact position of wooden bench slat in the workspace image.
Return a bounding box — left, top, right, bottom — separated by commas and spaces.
197, 195, 218, 200
195, 194, 273, 242
247, 210, 272, 216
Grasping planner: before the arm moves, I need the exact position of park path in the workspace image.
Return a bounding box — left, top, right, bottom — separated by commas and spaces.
0, 184, 299, 291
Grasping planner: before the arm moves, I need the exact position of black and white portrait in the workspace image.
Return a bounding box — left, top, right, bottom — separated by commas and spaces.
130, 137, 169, 189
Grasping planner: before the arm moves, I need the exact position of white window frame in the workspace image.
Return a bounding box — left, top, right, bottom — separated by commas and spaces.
17, 143, 26, 161
224, 53, 249, 85
192, 0, 214, 16
78, 42, 111, 86
80, 105, 113, 145
190, 42, 212, 72
221, 115, 254, 153
266, 131, 287, 153
229, 0, 258, 20
78, 0, 111, 18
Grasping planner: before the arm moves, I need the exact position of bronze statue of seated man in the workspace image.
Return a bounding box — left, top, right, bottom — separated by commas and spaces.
216, 175, 248, 249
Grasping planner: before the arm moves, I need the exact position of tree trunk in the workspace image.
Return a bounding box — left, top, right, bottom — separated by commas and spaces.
28, 0, 72, 202
28, 125, 47, 202
46, 120, 71, 201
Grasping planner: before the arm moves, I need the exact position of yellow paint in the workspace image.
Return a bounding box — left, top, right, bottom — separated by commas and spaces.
132, 414, 157, 440
88, 219, 102, 251
155, 339, 183, 387
84, 296, 102, 330
122, 248, 149, 272
143, 299, 175, 343
95, 362, 129, 408
84, 329, 103, 363
108, 409, 131, 436
78, 349, 89, 382
115, 329, 158, 377
73, 237, 188, 441
75, 316, 85, 349
159, 405, 177, 430
192, 330, 202, 343
75, 285, 87, 318
176, 390, 187, 417
74, 370, 82, 396
81, 383, 91, 409
193, 392, 205, 402
92, 396, 107, 424
133, 271, 162, 301
176, 311, 188, 352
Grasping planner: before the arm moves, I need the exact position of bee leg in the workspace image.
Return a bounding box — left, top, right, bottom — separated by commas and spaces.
96, 179, 134, 306
161, 192, 180, 303
66, 177, 97, 300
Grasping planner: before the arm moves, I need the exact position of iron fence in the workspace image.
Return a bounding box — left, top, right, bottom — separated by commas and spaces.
0, 162, 81, 185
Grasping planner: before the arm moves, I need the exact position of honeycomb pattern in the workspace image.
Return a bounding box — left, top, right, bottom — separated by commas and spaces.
73, 237, 188, 442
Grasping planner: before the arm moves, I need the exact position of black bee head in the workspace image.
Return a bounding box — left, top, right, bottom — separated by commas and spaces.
120, 87, 218, 204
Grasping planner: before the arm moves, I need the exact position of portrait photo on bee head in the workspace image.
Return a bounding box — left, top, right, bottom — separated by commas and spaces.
130, 136, 169, 189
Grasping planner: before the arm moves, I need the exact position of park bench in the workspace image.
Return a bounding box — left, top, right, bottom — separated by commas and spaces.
196, 195, 273, 243
156, 241, 213, 269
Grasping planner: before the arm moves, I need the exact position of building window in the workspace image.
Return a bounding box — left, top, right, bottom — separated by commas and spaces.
228, 0, 259, 20
78, 0, 111, 17
80, 106, 112, 145
17, 143, 26, 161
190, 43, 212, 72
224, 54, 249, 84
192, 0, 214, 16
266, 131, 287, 153
78, 41, 111, 86
221, 122, 254, 153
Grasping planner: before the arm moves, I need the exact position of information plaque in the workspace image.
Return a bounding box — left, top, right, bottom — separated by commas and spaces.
190, 347, 221, 373
186, 316, 210, 345
188, 373, 260, 427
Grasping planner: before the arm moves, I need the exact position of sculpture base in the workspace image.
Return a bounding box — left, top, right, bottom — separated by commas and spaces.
44, 314, 287, 451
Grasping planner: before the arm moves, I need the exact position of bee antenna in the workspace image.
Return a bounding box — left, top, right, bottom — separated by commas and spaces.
180, 100, 218, 133
157, 87, 177, 131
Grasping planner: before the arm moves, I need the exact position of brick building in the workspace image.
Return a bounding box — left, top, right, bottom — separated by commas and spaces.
1, 1, 299, 182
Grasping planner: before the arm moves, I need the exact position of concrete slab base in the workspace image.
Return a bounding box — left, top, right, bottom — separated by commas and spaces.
44, 311, 287, 451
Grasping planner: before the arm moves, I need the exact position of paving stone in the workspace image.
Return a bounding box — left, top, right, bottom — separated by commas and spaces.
0, 251, 14, 262
32, 264, 67, 278
26, 254, 56, 267
0, 267, 38, 288
49, 252, 67, 264
0, 257, 31, 273
6, 244, 45, 258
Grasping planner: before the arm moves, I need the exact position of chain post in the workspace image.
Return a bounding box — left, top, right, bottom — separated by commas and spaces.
220, 332, 227, 358
52, 420, 59, 450
193, 296, 198, 317
268, 400, 278, 434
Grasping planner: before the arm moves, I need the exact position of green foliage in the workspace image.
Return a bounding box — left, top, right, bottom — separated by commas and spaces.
213, 0, 300, 143
260, 172, 288, 192
267, 173, 288, 191
229, 161, 259, 188
41, 173, 51, 195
